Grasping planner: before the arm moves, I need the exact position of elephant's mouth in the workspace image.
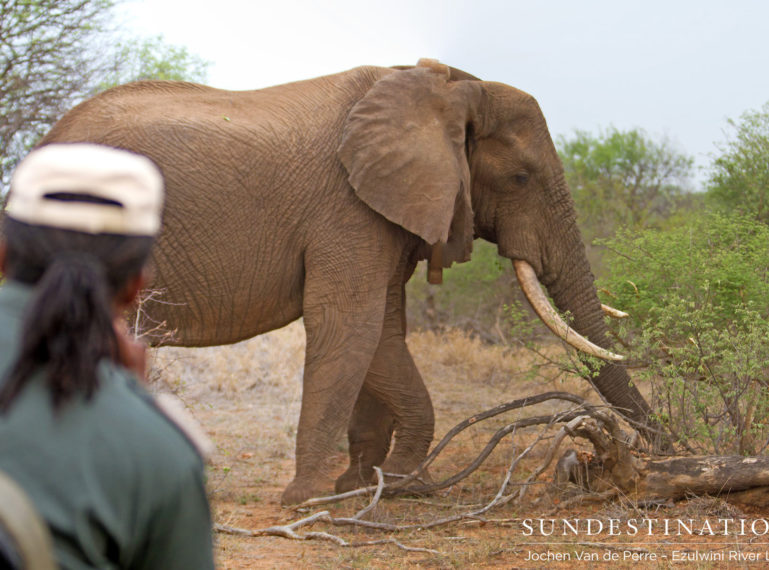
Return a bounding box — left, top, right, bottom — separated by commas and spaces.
513, 259, 626, 362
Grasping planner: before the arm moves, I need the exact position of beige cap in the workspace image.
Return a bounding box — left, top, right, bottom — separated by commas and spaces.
6, 144, 164, 236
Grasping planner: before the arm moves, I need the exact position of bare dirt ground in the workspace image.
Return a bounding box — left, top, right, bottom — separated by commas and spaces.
151, 324, 769, 569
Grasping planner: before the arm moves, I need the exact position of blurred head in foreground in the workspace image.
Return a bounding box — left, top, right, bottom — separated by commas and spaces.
0, 143, 164, 410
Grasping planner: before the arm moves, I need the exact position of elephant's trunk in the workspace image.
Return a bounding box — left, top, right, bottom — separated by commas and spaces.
508, 204, 658, 441
540, 237, 654, 432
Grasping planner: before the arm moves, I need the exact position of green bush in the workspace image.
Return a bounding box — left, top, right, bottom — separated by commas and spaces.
706, 101, 769, 224
558, 127, 694, 276
598, 211, 769, 455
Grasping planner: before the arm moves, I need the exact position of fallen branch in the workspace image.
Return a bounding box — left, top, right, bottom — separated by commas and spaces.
298, 391, 608, 508
215, 404, 574, 544
215, 468, 442, 553
216, 390, 769, 555
216, 516, 440, 554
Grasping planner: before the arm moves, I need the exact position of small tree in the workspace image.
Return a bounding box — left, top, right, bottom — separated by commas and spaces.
706, 101, 769, 224
598, 212, 769, 455
558, 128, 694, 273
0, 0, 208, 189
97, 35, 208, 91
0, 0, 115, 186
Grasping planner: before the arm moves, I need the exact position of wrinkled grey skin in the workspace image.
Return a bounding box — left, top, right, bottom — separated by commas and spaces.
39, 60, 652, 504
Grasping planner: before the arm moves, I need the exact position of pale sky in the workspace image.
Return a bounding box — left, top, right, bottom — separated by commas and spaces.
117, 0, 769, 189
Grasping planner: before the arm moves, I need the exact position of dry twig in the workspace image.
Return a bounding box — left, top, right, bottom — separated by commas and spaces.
216, 468, 441, 553
298, 391, 608, 509
216, 392, 624, 550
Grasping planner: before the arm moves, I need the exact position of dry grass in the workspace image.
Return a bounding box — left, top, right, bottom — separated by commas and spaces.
151, 322, 306, 497
147, 324, 763, 569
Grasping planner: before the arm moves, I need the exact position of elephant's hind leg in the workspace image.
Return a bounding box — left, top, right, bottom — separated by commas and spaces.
334, 385, 395, 493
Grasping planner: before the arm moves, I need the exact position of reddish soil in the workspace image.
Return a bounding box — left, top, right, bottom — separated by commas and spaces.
152, 325, 769, 568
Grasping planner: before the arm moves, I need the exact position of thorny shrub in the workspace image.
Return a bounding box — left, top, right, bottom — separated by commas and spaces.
597, 211, 769, 455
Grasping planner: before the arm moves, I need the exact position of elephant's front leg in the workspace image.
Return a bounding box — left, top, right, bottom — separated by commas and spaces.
335, 257, 435, 493
335, 338, 434, 492
281, 244, 396, 505
282, 303, 386, 505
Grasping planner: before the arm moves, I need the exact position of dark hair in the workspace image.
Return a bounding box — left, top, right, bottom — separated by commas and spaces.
0, 217, 154, 411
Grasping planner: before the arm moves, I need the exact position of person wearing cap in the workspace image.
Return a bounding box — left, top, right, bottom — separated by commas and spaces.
0, 144, 215, 569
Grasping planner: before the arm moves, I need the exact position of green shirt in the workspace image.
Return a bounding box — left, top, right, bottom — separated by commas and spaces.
0, 281, 215, 569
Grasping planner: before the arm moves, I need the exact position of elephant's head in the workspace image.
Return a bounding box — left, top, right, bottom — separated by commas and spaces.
339, 59, 654, 435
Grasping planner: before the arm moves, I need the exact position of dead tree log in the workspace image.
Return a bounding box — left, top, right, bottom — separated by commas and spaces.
638, 456, 769, 500
557, 416, 769, 504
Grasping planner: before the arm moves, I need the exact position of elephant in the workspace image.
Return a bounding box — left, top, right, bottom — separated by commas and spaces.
37, 58, 654, 504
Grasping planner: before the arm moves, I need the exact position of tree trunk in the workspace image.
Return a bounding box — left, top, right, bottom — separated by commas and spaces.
559, 449, 769, 503
639, 456, 769, 500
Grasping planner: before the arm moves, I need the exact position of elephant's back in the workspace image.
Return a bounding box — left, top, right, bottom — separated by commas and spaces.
41, 68, 389, 144
37, 69, 394, 347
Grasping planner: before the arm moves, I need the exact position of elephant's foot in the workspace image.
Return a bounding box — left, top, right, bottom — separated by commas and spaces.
334, 455, 434, 495
379, 456, 433, 486
334, 463, 433, 494
334, 464, 374, 494
281, 477, 329, 506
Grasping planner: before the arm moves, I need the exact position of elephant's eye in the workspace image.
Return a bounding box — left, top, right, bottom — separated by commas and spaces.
513, 173, 530, 186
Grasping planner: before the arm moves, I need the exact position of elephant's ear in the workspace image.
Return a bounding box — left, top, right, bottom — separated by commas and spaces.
338, 60, 476, 265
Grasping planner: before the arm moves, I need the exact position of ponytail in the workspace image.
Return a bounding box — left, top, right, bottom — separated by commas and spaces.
0, 219, 153, 412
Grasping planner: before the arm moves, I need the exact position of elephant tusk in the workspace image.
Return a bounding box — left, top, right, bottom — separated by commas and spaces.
513, 259, 626, 362
601, 304, 629, 319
